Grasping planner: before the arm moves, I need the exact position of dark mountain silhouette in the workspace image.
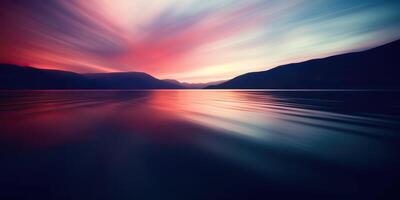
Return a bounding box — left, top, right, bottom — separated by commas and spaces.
0, 64, 183, 89
207, 39, 400, 89
84, 73, 183, 89
2, 39, 400, 90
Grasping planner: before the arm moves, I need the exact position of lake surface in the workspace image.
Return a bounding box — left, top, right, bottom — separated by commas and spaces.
1, 90, 399, 199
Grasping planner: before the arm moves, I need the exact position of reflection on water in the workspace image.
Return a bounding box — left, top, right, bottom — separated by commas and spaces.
0, 90, 399, 199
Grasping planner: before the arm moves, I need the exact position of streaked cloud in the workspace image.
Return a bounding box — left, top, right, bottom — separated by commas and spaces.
1, 0, 399, 82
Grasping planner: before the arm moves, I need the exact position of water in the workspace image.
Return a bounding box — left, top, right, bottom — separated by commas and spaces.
0, 90, 399, 199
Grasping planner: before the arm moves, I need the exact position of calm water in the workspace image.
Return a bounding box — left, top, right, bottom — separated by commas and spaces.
0, 90, 399, 199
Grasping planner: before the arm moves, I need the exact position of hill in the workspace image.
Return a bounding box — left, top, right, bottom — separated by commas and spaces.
207, 39, 400, 89
0, 64, 183, 89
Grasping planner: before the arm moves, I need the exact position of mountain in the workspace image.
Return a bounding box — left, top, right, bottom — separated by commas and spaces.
0, 64, 183, 89
84, 73, 183, 89
163, 79, 226, 89
207, 39, 400, 89
3, 39, 399, 90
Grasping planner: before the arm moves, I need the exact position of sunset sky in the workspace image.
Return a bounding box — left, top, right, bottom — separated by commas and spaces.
1, 0, 400, 83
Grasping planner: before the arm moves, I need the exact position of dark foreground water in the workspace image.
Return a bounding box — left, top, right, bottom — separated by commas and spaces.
0, 90, 399, 199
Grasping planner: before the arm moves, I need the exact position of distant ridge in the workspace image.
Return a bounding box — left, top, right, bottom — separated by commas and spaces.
0, 64, 183, 89
207, 39, 400, 89
2, 39, 400, 90
163, 79, 226, 89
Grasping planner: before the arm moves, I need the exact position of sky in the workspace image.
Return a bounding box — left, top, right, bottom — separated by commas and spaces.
1, 0, 400, 83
